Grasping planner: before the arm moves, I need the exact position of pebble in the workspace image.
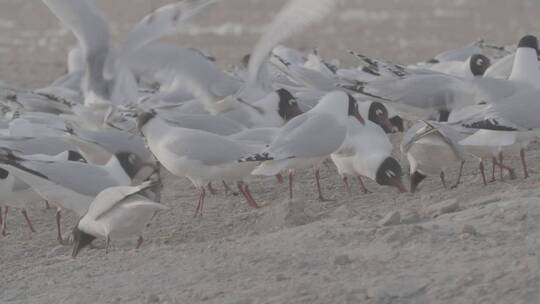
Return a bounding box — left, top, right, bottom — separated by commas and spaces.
461, 224, 477, 236
147, 294, 160, 303
424, 199, 459, 217
378, 211, 401, 226
334, 254, 352, 266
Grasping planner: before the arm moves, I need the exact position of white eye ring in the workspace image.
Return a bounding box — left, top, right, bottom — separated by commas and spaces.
376, 109, 384, 116
128, 154, 137, 164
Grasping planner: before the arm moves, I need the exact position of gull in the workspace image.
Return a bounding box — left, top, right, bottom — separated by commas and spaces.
71, 181, 168, 257
401, 121, 468, 193
138, 111, 263, 216
0, 148, 142, 244
0, 150, 86, 236
240, 91, 364, 201
331, 119, 406, 194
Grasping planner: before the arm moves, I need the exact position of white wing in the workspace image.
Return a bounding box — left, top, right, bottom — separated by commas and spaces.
246, 0, 336, 89
86, 181, 157, 220
121, 0, 218, 54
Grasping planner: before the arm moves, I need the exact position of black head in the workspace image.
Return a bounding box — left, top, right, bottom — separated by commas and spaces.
136, 110, 157, 130
67, 150, 87, 163
368, 101, 393, 133
410, 171, 427, 193
277, 89, 303, 122
469, 54, 491, 76
72, 225, 97, 257
389, 116, 405, 132
116, 152, 142, 179
347, 94, 365, 124
375, 157, 407, 193
518, 35, 539, 53
0, 167, 8, 179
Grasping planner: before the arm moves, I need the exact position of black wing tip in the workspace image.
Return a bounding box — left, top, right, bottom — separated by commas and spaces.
238, 153, 274, 163
462, 119, 518, 131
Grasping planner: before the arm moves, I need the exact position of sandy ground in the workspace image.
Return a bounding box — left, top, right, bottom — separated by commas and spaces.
2, 0, 540, 303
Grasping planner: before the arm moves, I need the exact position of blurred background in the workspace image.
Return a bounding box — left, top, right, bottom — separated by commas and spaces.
0, 0, 539, 87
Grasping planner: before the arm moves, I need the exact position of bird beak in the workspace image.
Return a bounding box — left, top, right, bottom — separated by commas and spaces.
381, 117, 394, 133
355, 112, 365, 125
390, 177, 408, 193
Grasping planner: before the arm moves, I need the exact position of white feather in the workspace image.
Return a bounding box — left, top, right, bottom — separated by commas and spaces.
247, 0, 336, 89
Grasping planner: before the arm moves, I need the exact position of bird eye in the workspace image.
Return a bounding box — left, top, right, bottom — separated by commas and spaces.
289, 98, 297, 106
476, 59, 484, 65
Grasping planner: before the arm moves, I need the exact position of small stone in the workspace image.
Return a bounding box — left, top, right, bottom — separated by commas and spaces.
334, 254, 352, 266
276, 274, 288, 282
378, 211, 401, 226
461, 224, 477, 236
401, 211, 420, 224
147, 294, 160, 303
424, 199, 459, 217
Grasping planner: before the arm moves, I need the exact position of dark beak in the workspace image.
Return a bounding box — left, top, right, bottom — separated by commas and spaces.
409, 171, 427, 193
381, 117, 394, 133
390, 177, 408, 193
355, 112, 365, 125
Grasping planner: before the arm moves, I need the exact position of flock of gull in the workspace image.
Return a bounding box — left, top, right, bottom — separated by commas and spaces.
1, 0, 539, 257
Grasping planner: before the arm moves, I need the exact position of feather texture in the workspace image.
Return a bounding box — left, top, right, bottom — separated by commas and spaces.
247, 0, 336, 89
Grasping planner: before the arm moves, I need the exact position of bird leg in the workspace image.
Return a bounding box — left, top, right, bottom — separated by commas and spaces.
21, 209, 36, 233
56, 209, 71, 245
0, 206, 3, 227
479, 161, 487, 186
237, 181, 259, 209
288, 170, 294, 200
494, 157, 516, 180
521, 148, 529, 179
207, 182, 218, 195
342, 176, 352, 195
356, 175, 369, 194
498, 152, 504, 181
451, 161, 465, 189
490, 157, 497, 182
315, 169, 333, 202
440, 171, 447, 189
222, 181, 238, 196
136, 236, 144, 249
105, 235, 111, 254
194, 188, 206, 217
1, 206, 8, 236
44, 201, 51, 210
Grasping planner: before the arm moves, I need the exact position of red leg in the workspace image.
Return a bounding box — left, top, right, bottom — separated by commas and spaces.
490, 157, 497, 182
0, 206, 3, 226
498, 152, 504, 181
288, 171, 294, 200
342, 176, 351, 195
21, 209, 36, 233
237, 181, 259, 209
194, 188, 206, 217
356, 175, 369, 194
479, 161, 487, 186
207, 182, 218, 195
315, 169, 333, 202
440, 171, 447, 189
1, 206, 8, 236
521, 148, 529, 179
451, 161, 465, 189
56, 209, 71, 245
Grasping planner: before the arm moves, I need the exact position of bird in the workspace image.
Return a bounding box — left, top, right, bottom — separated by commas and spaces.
137, 111, 264, 216
401, 120, 468, 193
331, 118, 407, 194
241, 91, 364, 201
71, 180, 168, 257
